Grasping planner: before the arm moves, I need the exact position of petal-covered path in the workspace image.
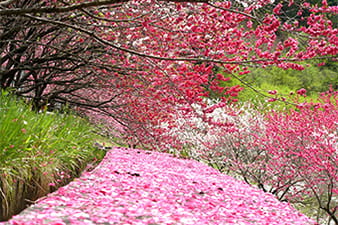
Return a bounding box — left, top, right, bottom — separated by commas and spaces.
3, 148, 315, 225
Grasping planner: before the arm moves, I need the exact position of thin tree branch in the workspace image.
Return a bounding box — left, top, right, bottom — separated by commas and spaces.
0, 0, 15, 6
23, 14, 337, 67
224, 67, 299, 106
0, 0, 127, 16
0, 0, 212, 16
207, 2, 261, 22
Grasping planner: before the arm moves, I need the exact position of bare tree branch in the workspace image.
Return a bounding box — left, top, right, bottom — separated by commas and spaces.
0, 0, 210, 16
0, 0, 15, 6
0, 0, 127, 16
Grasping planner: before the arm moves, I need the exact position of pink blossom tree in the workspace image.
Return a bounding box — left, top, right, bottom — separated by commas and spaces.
256, 90, 338, 224
161, 90, 337, 224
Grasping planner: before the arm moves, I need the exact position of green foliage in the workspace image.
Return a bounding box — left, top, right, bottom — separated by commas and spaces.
0, 91, 106, 220
216, 61, 337, 105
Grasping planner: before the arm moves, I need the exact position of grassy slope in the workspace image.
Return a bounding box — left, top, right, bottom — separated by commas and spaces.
0, 91, 107, 221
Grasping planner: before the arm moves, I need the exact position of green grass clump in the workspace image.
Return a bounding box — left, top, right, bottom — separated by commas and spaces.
0, 90, 106, 221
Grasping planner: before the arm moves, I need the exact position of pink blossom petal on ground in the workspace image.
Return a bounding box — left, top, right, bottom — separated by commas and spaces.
2, 148, 316, 225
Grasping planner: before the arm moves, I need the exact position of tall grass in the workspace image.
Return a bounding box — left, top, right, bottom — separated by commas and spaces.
0, 90, 106, 221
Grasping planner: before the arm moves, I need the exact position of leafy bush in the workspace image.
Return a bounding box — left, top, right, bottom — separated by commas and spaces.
0, 90, 106, 221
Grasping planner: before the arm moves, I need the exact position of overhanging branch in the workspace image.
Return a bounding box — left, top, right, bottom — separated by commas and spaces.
0, 0, 127, 16
23, 14, 336, 68
0, 0, 15, 6
0, 0, 211, 16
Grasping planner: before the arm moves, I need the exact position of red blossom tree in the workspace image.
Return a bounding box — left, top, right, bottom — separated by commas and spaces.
252, 91, 338, 224
157, 90, 337, 223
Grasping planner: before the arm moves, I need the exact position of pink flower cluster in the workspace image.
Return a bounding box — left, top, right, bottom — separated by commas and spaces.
3, 148, 315, 225
296, 88, 307, 96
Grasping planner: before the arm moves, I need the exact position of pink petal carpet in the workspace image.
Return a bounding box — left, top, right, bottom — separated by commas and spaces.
2, 147, 315, 225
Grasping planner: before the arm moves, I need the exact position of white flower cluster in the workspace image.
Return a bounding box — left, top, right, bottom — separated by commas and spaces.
161, 102, 266, 171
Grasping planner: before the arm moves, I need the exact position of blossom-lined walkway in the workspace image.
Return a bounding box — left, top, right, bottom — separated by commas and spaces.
3, 147, 315, 225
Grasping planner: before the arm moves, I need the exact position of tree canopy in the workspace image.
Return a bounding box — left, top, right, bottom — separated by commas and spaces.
1, 0, 336, 142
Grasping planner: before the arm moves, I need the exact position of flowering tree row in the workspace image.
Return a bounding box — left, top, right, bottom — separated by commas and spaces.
0, 0, 337, 143
158, 89, 337, 224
